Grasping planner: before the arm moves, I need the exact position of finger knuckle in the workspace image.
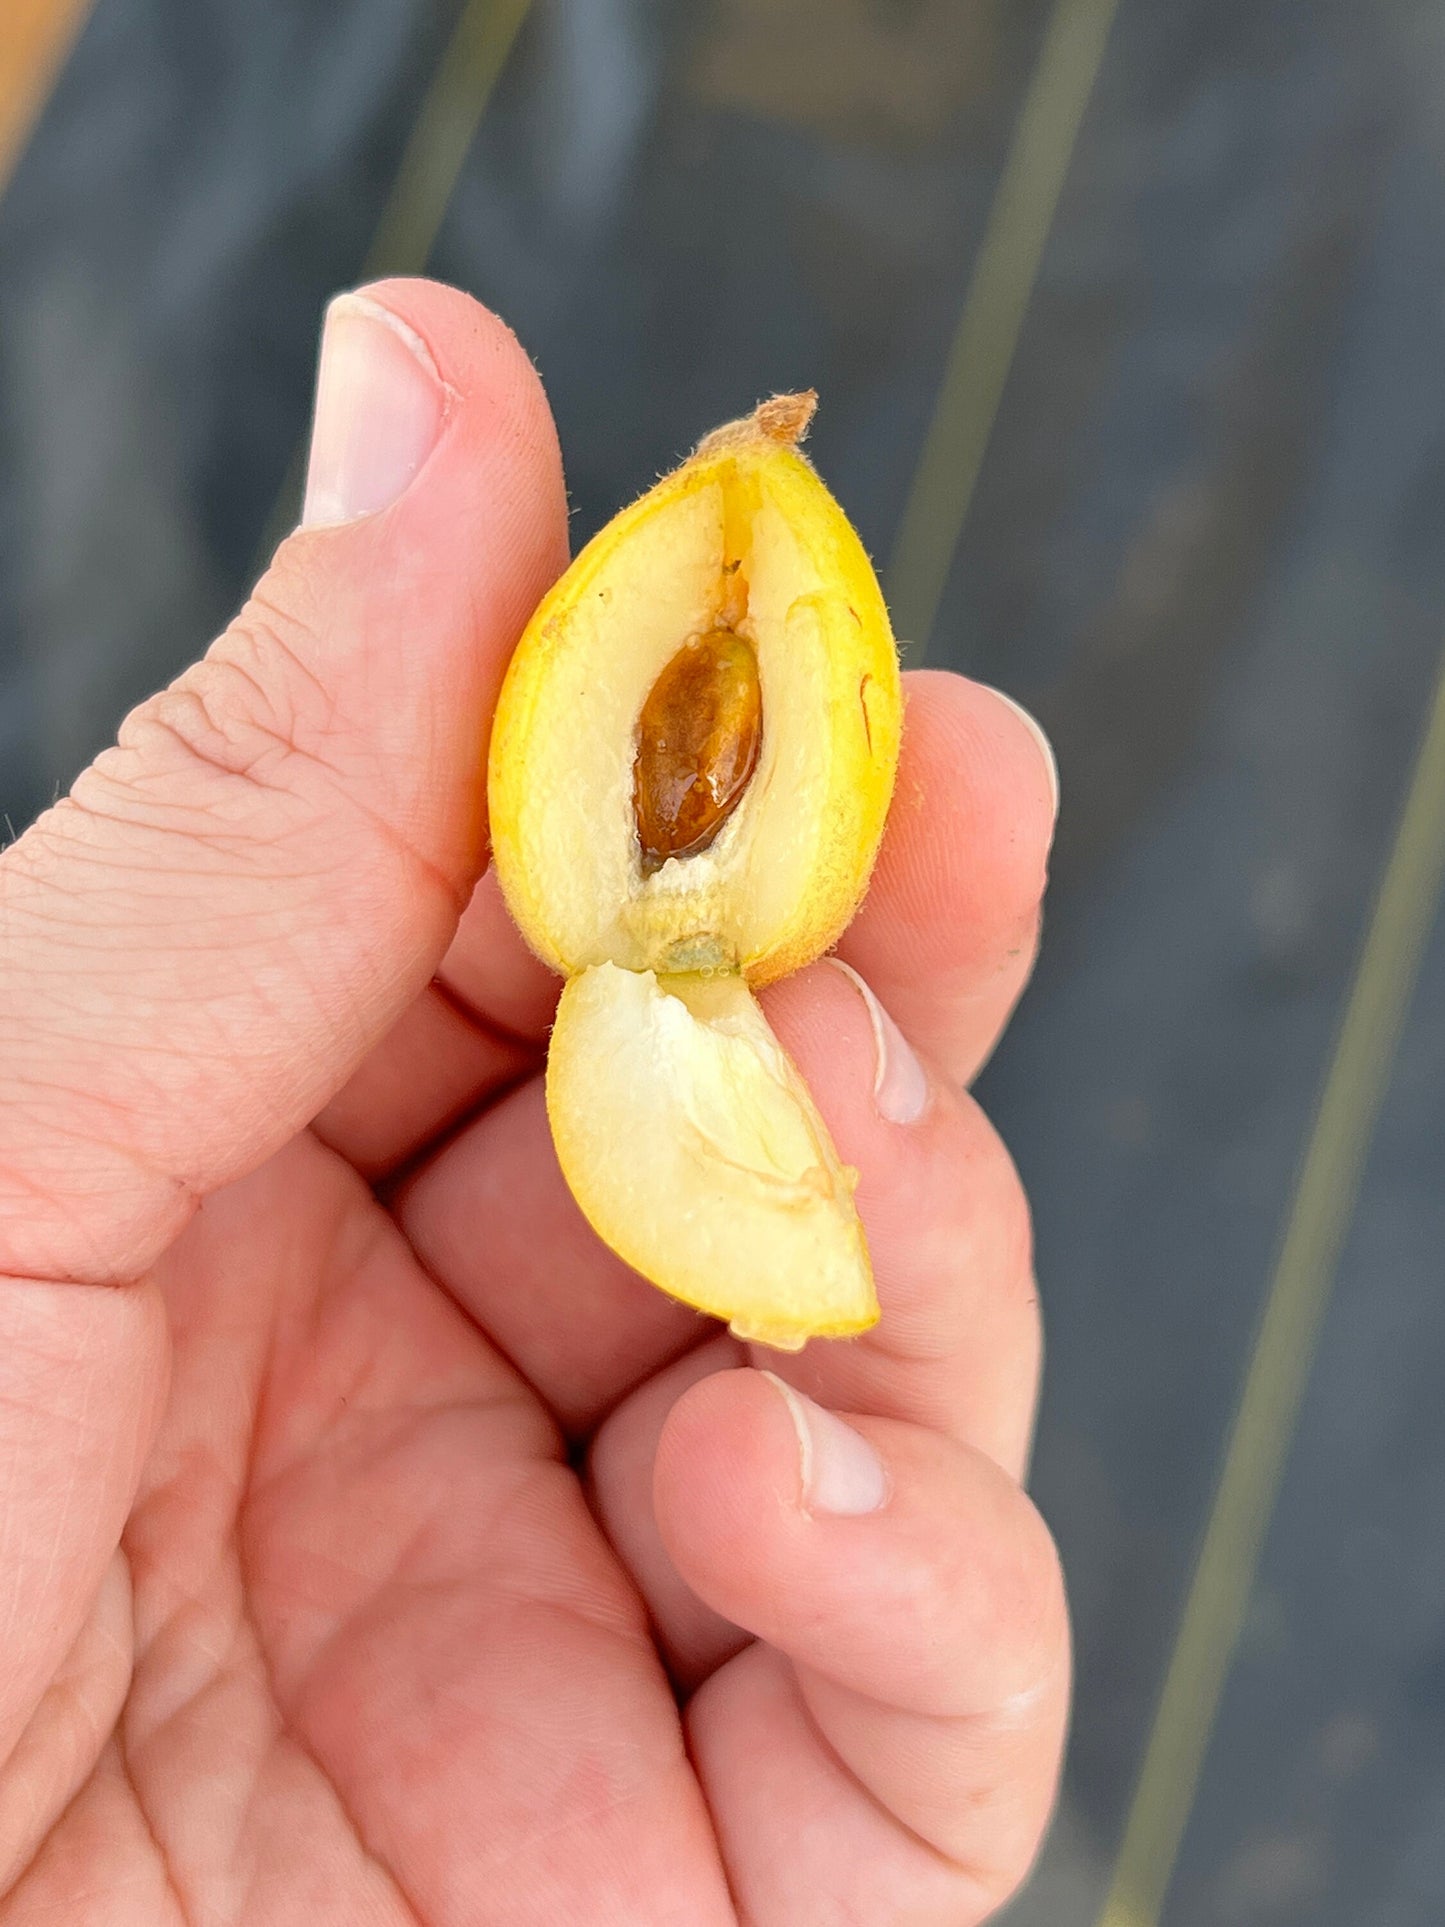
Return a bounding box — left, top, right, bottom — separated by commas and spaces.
988, 1142, 1036, 1288
148, 605, 341, 793
986, 1502, 1069, 1710
74, 606, 348, 845
952, 1099, 1037, 1303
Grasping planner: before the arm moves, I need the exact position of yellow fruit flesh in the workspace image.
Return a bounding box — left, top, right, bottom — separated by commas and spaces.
488, 429, 900, 986
488, 397, 901, 1348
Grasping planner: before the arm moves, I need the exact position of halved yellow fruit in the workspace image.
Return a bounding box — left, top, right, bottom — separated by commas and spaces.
488, 394, 901, 1349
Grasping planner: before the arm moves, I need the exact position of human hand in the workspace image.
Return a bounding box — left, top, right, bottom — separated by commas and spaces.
0, 280, 1067, 1925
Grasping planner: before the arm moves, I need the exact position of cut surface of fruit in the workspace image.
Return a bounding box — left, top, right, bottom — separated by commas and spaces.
488, 407, 901, 986
487, 395, 902, 1347
547, 964, 877, 1349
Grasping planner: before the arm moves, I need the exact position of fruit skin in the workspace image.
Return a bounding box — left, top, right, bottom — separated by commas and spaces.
487, 398, 902, 988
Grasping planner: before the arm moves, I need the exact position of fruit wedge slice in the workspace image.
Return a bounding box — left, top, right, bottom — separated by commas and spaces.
547, 965, 874, 1349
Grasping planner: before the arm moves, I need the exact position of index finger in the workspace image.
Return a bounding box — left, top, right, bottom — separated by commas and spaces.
838, 667, 1058, 1085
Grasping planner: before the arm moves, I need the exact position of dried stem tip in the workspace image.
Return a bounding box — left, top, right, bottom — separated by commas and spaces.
694, 391, 818, 459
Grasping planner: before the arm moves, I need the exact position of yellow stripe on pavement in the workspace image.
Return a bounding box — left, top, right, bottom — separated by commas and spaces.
886, 0, 1122, 663
1098, 644, 1445, 1927
0, 0, 95, 196
257, 0, 535, 556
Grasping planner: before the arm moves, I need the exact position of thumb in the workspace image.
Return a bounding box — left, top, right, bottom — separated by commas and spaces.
0, 278, 567, 1287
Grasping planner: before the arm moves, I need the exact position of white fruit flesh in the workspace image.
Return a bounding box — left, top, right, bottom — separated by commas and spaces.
547, 963, 877, 1348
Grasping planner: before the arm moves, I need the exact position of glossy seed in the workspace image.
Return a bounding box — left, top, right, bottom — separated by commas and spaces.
634, 629, 762, 874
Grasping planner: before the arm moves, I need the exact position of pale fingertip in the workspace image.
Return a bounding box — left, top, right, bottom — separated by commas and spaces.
760, 1372, 891, 1517
823, 958, 929, 1125
301, 291, 449, 529
979, 685, 1060, 822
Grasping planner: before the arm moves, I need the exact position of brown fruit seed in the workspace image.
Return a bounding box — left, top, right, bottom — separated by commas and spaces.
633, 628, 762, 875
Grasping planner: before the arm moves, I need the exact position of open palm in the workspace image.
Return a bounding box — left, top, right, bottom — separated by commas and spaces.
0, 281, 1066, 1926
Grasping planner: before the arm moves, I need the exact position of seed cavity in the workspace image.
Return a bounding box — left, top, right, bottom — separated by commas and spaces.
634, 628, 762, 876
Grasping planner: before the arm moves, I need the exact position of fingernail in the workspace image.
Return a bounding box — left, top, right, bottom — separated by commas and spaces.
762, 1373, 890, 1517
301, 292, 447, 529
825, 958, 929, 1124
985, 687, 1060, 820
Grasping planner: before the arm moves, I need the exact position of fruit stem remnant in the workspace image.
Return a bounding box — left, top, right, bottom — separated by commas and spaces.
694, 390, 817, 458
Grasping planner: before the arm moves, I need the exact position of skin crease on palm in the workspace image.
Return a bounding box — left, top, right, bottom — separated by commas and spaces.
0, 281, 1068, 1926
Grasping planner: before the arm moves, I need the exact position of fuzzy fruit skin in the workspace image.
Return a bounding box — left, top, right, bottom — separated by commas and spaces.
487, 419, 902, 987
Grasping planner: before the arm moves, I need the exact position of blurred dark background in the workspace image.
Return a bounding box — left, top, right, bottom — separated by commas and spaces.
3, 3, 1444, 1921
